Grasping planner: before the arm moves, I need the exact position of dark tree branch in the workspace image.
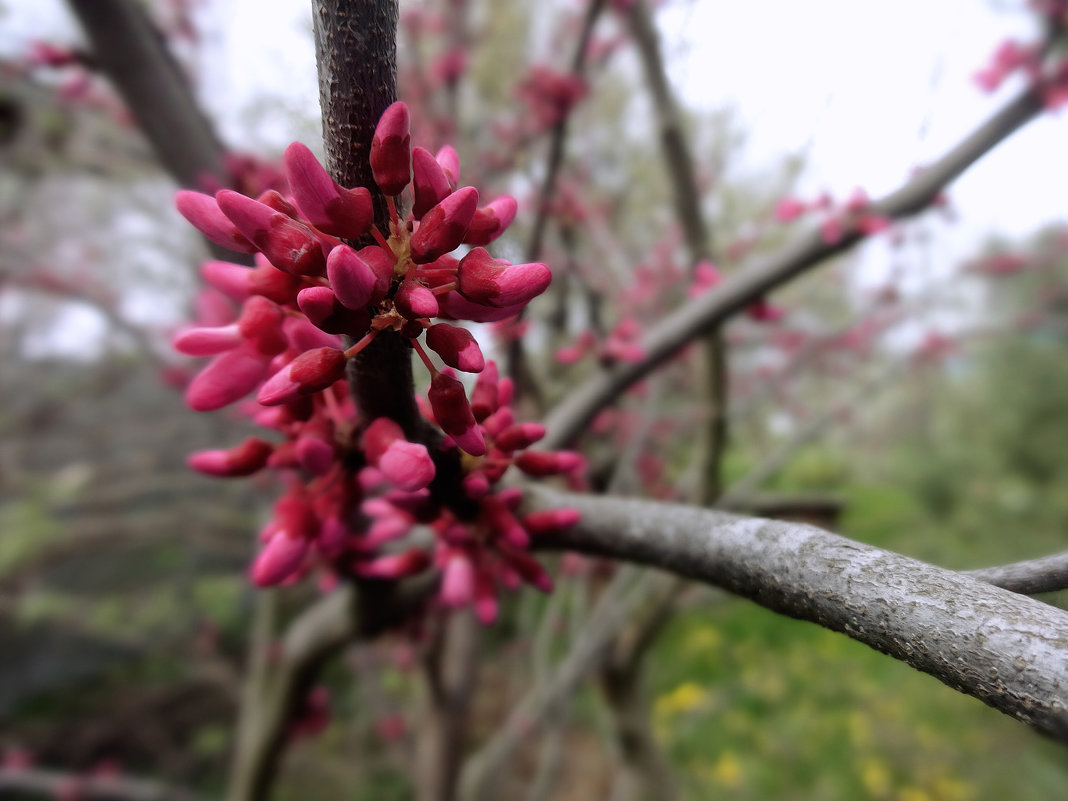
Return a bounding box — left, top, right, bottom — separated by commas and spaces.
65, 0, 228, 189
541, 85, 1046, 450
527, 487, 1068, 743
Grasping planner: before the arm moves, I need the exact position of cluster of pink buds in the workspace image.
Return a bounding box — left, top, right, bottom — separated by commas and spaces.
774, 188, 891, 245
173, 101, 579, 620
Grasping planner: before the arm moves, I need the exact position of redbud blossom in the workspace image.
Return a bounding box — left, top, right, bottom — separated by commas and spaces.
175, 190, 257, 253
411, 146, 453, 219
428, 372, 486, 456
395, 280, 440, 319
188, 437, 274, 477
464, 196, 519, 246
257, 347, 348, 406
515, 451, 584, 477
425, 323, 485, 372
370, 101, 411, 196
284, 142, 373, 236
363, 417, 436, 491
410, 186, 479, 263
216, 190, 327, 276
251, 532, 309, 586
457, 248, 551, 308
327, 244, 384, 309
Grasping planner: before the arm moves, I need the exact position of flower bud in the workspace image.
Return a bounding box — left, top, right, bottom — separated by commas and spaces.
394, 279, 439, 319
428, 373, 485, 456
185, 343, 272, 411
188, 437, 275, 477
297, 286, 372, 335
435, 145, 460, 188
284, 142, 373, 236
363, 418, 436, 492
411, 146, 452, 220
470, 361, 499, 421
463, 196, 518, 246
520, 508, 581, 535
251, 532, 308, 586
257, 347, 348, 406
425, 323, 484, 373
514, 450, 584, 477
370, 101, 411, 196
457, 248, 551, 308
410, 186, 479, 263
353, 548, 431, 579
175, 190, 257, 253
216, 190, 326, 276
440, 553, 475, 607
495, 422, 546, 452
327, 244, 384, 309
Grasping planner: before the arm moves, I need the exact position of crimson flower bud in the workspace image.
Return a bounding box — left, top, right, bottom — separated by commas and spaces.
435, 145, 460, 188
495, 422, 546, 452
237, 295, 288, 355
462, 470, 490, 499
248, 256, 304, 303
440, 553, 475, 607
409, 186, 478, 263
250, 532, 308, 586
514, 450, 584, 477
188, 437, 274, 477
428, 373, 485, 456
185, 342, 272, 411
353, 548, 431, 579
370, 101, 411, 196
395, 279, 439, 319
457, 248, 551, 308
175, 190, 257, 253
216, 190, 326, 276
463, 196, 518, 246
327, 244, 384, 309
363, 417, 436, 492
411, 146, 452, 220
201, 260, 253, 301
425, 323, 484, 373
297, 286, 371, 335
257, 347, 348, 406
501, 549, 553, 593
256, 188, 299, 218
470, 361, 499, 421
284, 142, 373, 236
520, 508, 581, 535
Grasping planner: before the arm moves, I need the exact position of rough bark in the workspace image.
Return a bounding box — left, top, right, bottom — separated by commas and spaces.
528, 488, 1068, 743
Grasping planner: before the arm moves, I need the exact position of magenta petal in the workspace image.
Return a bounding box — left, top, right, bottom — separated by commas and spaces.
176, 190, 257, 253
185, 343, 271, 411
250, 532, 309, 586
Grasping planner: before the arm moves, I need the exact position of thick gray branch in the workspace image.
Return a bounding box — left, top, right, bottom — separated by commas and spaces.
541, 86, 1044, 450
527, 488, 1068, 742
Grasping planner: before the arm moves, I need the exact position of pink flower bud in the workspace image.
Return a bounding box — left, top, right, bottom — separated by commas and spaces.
457, 248, 551, 308
216, 190, 326, 276
438, 290, 528, 323
327, 244, 383, 309
521, 508, 581, 535
353, 548, 430, 579
435, 145, 460, 188
370, 101, 411, 196
410, 186, 479, 263
440, 553, 475, 607
428, 373, 485, 456
185, 343, 272, 411
470, 361, 499, 421
201, 260, 254, 301
514, 450, 584, 477
502, 549, 553, 593
463, 196, 518, 246
284, 142, 373, 236
773, 196, 807, 222
257, 347, 348, 405
395, 279, 439, 319
176, 190, 257, 253
363, 418, 436, 491
295, 435, 335, 475
495, 422, 546, 452
256, 189, 299, 218
188, 437, 275, 477
237, 295, 289, 355
462, 470, 490, 499
249, 256, 305, 303
251, 532, 308, 586
173, 323, 242, 356
411, 146, 452, 220
425, 323, 484, 372
297, 286, 372, 335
